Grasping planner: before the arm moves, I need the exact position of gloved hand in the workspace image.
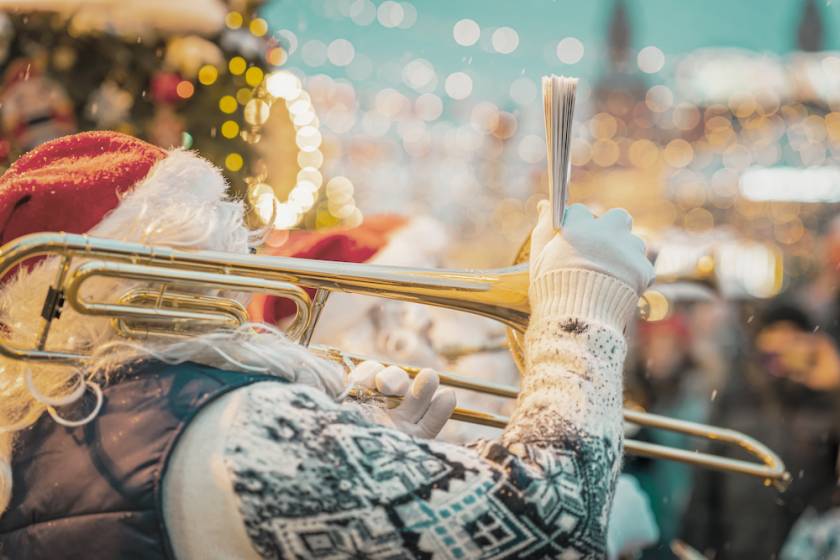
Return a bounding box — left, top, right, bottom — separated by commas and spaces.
529, 201, 655, 330
531, 201, 654, 295
346, 360, 456, 438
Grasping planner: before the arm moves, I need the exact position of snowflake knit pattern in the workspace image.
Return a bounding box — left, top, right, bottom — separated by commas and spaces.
223, 303, 627, 559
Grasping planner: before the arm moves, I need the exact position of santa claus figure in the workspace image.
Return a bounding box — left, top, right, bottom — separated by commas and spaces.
0, 131, 654, 559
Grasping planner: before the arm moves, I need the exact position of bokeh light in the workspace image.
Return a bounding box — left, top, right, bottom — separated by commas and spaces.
301, 40, 327, 66
175, 80, 194, 99
197, 65, 218, 86
249, 18, 268, 37
327, 39, 355, 66
556, 37, 584, 64
245, 66, 264, 87
445, 72, 473, 100
265, 71, 302, 99
453, 18, 480, 46
221, 120, 239, 139
225, 11, 243, 29
491, 27, 519, 54
377, 1, 404, 28
225, 152, 244, 172
228, 56, 247, 75
638, 45, 665, 73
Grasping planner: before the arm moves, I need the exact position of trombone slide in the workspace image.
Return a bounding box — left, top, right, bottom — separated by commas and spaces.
318, 346, 791, 491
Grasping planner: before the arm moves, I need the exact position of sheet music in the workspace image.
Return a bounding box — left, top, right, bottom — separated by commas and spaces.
542, 75, 578, 231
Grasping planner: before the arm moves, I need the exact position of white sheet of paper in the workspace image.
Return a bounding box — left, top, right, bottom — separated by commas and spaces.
542, 75, 578, 231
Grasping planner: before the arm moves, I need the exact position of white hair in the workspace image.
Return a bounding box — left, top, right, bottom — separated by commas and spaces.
0, 150, 345, 512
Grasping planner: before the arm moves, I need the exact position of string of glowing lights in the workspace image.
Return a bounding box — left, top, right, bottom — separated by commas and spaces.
193, 8, 360, 230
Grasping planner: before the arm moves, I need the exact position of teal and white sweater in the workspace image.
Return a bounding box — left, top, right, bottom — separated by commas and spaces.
163, 270, 634, 560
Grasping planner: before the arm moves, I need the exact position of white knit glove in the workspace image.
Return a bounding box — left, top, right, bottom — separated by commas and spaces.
347, 360, 456, 438
529, 201, 655, 331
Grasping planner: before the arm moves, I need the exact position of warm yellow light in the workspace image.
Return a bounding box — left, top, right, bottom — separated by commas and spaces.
591, 139, 619, 167
326, 176, 354, 198
229, 56, 247, 76
265, 71, 302, 99
684, 207, 714, 232
328, 200, 355, 219
219, 95, 238, 114
254, 192, 277, 224
175, 80, 194, 99
221, 120, 240, 139
248, 182, 275, 202
249, 18, 268, 37
297, 167, 323, 188
225, 12, 243, 29
244, 99, 270, 126
664, 139, 694, 168
640, 290, 670, 322
225, 153, 244, 172
266, 47, 287, 66
298, 150, 324, 168
289, 188, 316, 211
697, 255, 715, 276
273, 203, 301, 229
197, 65, 218, 86
235, 87, 252, 105
344, 207, 363, 228
316, 208, 341, 229
590, 112, 618, 139
826, 112, 840, 142
629, 139, 659, 169
245, 66, 264, 87
295, 125, 322, 151
240, 129, 262, 145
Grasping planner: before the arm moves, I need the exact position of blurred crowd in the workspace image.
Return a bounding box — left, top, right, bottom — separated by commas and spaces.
623, 217, 840, 559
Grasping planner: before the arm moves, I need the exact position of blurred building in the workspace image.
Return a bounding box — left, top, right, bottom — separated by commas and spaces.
570, 0, 839, 297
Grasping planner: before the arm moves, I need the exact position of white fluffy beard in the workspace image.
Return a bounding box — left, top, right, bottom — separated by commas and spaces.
0, 149, 346, 492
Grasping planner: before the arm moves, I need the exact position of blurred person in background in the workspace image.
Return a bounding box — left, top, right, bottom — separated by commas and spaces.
681, 304, 840, 559
623, 311, 714, 559
797, 215, 840, 342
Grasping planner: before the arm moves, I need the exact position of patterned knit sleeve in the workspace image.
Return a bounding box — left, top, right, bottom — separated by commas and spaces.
467, 315, 627, 556
223, 270, 632, 560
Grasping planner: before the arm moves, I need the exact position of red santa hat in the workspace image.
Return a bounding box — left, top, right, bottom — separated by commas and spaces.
0, 131, 231, 276
0, 132, 165, 245
0, 131, 227, 243
248, 214, 448, 328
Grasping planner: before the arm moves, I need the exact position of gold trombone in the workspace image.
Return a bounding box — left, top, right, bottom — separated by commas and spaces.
0, 231, 790, 490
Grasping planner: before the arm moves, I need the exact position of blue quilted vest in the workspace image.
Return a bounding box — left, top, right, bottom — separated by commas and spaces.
0, 362, 279, 559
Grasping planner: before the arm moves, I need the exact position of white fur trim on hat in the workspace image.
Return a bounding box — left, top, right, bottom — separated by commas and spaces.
90, 149, 246, 252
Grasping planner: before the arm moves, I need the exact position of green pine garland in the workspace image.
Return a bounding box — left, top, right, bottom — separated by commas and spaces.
1, 10, 275, 199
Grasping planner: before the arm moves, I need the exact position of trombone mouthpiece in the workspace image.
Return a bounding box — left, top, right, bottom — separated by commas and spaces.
542, 75, 578, 231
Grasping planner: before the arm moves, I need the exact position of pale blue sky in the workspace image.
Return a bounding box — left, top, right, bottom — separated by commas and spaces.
263, 0, 840, 102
